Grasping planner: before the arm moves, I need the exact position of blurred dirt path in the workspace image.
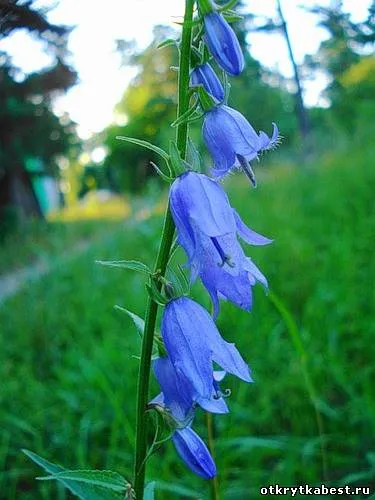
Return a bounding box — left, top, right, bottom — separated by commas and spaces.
0, 203, 160, 306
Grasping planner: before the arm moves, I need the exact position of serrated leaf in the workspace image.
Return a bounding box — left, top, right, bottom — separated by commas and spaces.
37, 470, 127, 492
96, 260, 151, 276
23, 450, 131, 500
114, 306, 144, 337
144, 481, 156, 499
116, 136, 169, 163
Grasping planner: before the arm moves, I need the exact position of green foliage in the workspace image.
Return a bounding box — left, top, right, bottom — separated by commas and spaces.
103, 27, 178, 193
23, 450, 132, 499
1, 132, 375, 497
306, 2, 375, 131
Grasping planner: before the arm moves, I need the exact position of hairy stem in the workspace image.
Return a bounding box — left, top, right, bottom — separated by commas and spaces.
133, 1, 194, 498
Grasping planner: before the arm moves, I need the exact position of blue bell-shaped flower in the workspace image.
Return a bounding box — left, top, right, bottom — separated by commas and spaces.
169, 172, 271, 316
161, 297, 252, 403
203, 104, 279, 185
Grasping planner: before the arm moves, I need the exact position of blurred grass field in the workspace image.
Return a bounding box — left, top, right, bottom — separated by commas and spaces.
1, 140, 374, 499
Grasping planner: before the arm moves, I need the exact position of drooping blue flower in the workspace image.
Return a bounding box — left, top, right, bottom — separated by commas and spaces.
203, 104, 280, 185
203, 11, 244, 76
149, 357, 219, 479
152, 356, 228, 422
190, 63, 225, 103
172, 426, 217, 479
161, 297, 251, 402
169, 171, 271, 316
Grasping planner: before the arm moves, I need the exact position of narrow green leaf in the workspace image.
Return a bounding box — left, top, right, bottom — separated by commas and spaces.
145, 283, 168, 306
96, 260, 151, 276
114, 306, 145, 337
222, 12, 243, 22
22, 450, 130, 500
219, 0, 239, 11
116, 136, 169, 163
170, 100, 199, 128
157, 38, 178, 49
144, 481, 156, 499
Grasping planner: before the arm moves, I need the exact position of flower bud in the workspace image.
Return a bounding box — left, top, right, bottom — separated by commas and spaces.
172, 426, 216, 479
203, 11, 244, 76
190, 63, 225, 103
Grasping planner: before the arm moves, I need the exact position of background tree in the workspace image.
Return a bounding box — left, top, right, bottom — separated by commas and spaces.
0, 0, 78, 227
305, 0, 375, 131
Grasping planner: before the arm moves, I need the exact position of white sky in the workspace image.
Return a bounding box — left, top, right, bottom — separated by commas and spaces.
1, 0, 372, 139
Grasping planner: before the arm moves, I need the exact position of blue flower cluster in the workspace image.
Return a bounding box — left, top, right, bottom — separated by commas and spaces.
149, 0, 279, 479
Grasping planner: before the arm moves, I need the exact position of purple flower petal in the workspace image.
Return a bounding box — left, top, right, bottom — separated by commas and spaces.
233, 210, 273, 246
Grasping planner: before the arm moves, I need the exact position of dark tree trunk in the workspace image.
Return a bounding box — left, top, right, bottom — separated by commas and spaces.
276, 0, 310, 138
0, 164, 43, 224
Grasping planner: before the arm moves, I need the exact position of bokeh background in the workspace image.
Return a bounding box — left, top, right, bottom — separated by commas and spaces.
1, 0, 374, 498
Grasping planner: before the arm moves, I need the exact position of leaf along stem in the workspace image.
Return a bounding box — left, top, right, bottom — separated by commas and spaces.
133, 1, 195, 498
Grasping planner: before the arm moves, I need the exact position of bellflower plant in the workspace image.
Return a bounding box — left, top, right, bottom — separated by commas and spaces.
203, 104, 280, 185
190, 62, 225, 102
25, 1, 281, 499
170, 171, 271, 316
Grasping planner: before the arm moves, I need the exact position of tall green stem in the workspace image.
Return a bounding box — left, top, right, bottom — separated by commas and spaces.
133, 1, 194, 498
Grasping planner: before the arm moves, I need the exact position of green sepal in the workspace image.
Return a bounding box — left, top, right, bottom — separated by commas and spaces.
157, 38, 179, 50
171, 100, 199, 128
150, 161, 174, 183
190, 46, 202, 67
145, 282, 168, 306
198, 0, 214, 16
222, 10, 243, 22
168, 141, 188, 176
165, 267, 184, 298
116, 136, 169, 163
155, 335, 167, 357
218, 0, 239, 12
96, 260, 151, 276
22, 449, 132, 500
222, 70, 231, 104
176, 264, 190, 294
187, 138, 202, 172
197, 86, 217, 111
114, 306, 145, 338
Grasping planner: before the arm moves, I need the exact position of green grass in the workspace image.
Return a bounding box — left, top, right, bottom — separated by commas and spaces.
1, 140, 374, 499
0, 219, 123, 277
